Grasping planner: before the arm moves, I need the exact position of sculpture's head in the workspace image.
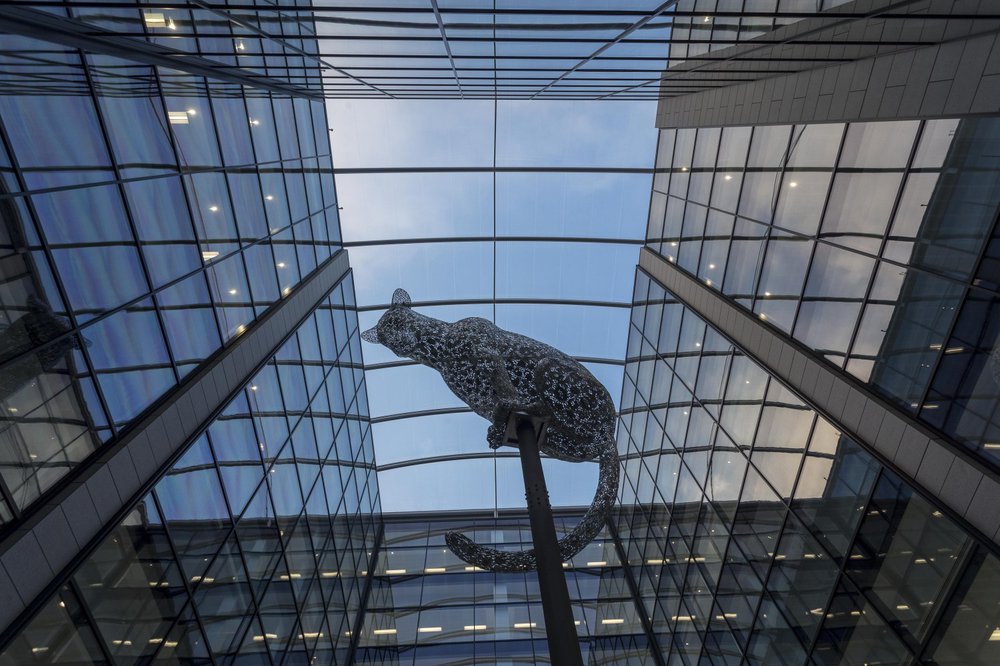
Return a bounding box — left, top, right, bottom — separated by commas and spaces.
361, 288, 431, 360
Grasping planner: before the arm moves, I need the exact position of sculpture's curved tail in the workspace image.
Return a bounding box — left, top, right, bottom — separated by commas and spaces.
445, 442, 620, 573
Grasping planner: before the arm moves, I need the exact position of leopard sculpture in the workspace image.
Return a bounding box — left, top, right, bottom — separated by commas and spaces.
362, 288, 619, 572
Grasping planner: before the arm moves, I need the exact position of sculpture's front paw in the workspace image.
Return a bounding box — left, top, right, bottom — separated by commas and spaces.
487, 424, 504, 450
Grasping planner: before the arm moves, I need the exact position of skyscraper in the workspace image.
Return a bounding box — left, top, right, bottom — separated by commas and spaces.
1, 1, 999, 665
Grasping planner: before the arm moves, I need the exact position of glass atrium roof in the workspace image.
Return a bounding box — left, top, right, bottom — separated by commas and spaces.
327, 98, 656, 512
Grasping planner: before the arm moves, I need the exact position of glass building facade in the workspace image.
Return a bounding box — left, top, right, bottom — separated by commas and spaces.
617, 271, 1000, 664
646, 116, 1000, 472
0, 19, 340, 525
354, 512, 652, 665
0, 288, 379, 665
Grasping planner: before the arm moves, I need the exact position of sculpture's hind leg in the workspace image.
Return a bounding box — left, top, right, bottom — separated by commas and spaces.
532, 357, 610, 461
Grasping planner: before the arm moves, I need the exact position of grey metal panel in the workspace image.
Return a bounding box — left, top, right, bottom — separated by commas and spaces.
638, 247, 1000, 549
656, 25, 1000, 129
0, 250, 351, 630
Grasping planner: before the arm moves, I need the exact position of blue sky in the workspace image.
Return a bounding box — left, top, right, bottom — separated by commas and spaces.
326, 98, 657, 512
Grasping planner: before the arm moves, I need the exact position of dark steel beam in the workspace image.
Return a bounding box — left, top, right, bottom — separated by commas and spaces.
0, 6, 323, 100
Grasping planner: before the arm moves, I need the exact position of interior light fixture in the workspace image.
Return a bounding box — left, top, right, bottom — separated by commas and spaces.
513, 622, 536, 629
201, 251, 219, 261
167, 111, 189, 125
143, 12, 167, 28
724, 174, 732, 180
418, 627, 442, 633
385, 569, 406, 575
601, 618, 625, 625
186, 108, 197, 116
586, 561, 607, 567
228, 289, 238, 295
989, 627, 1000, 641
208, 205, 218, 212
373, 629, 396, 636
789, 181, 798, 188
464, 625, 486, 631
464, 566, 484, 572
265, 194, 274, 201
424, 567, 446, 574
276, 262, 286, 268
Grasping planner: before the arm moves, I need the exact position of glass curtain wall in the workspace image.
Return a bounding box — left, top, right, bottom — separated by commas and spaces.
617, 269, 1000, 664
0, 11, 340, 525
354, 512, 654, 665
0, 279, 380, 666
645, 115, 1000, 471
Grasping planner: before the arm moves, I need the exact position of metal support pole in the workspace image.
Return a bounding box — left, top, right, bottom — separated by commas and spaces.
512, 413, 584, 666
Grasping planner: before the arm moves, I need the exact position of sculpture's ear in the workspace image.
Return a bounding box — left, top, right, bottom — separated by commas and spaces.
361, 327, 379, 344
391, 288, 412, 308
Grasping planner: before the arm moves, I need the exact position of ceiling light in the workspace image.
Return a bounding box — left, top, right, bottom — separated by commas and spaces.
424, 567, 446, 574
228, 289, 238, 295
385, 569, 406, 575
201, 251, 219, 261
236, 40, 246, 51
464, 566, 484, 572
143, 12, 167, 28
513, 622, 536, 629
601, 618, 624, 625
265, 194, 274, 201
276, 262, 286, 268
167, 17, 176, 30
299, 632, 322, 639
708, 263, 715, 269
646, 558, 664, 565
418, 627, 442, 633
208, 205, 218, 212
464, 625, 486, 631
373, 629, 396, 636
167, 111, 189, 125
789, 181, 798, 188
321, 571, 339, 577
724, 174, 732, 180
672, 615, 694, 622
587, 561, 607, 567
989, 628, 1000, 641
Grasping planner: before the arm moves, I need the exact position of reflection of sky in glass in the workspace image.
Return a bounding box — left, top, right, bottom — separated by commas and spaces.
328, 99, 655, 512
